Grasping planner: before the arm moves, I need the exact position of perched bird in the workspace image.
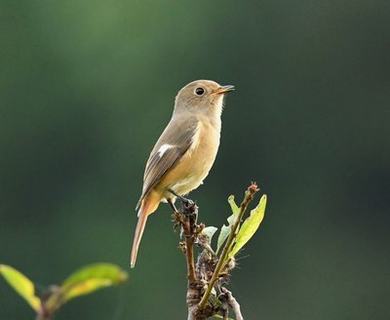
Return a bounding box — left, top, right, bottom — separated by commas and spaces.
130, 80, 234, 267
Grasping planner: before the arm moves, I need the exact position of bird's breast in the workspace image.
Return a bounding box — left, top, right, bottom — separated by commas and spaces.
161, 119, 221, 196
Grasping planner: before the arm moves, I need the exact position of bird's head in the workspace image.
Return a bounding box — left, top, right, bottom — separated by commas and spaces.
174, 80, 234, 117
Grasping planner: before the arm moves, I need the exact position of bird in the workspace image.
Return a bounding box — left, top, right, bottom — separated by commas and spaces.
130, 79, 234, 268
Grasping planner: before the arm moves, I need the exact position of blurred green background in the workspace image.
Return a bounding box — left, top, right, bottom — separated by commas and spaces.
1, 0, 389, 319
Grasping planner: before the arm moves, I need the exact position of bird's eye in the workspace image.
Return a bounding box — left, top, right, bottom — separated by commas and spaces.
195, 87, 205, 96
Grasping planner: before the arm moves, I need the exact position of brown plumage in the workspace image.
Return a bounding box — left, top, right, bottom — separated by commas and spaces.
130, 80, 234, 267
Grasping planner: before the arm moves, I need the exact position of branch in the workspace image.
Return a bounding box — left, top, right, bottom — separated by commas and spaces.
198, 183, 259, 309
173, 202, 205, 320
221, 287, 244, 320
177, 201, 198, 282
173, 182, 263, 320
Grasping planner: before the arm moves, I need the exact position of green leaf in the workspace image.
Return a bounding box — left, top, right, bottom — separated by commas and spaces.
228, 194, 267, 259
0, 264, 41, 311
217, 195, 240, 253
217, 224, 230, 254
228, 195, 240, 216
202, 226, 218, 244
55, 263, 128, 305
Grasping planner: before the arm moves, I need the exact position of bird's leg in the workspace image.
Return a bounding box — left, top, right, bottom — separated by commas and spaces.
168, 189, 194, 208
168, 198, 179, 214
168, 190, 199, 241
169, 191, 198, 234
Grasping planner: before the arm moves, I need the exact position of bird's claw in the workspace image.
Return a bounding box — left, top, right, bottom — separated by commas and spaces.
168, 189, 196, 214
180, 196, 194, 208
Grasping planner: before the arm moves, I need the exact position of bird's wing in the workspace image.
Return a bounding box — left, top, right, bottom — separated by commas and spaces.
136, 116, 199, 209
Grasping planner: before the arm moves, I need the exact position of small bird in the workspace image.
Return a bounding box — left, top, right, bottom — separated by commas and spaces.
130, 80, 234, 267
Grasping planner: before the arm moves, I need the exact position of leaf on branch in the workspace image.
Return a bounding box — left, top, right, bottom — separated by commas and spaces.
228, 194, 267, 259
48, 263, 128, 308
202, 226, 218, 244
228, 195, 240, 216
217, 195, 240, 253
0, 264, 41, 311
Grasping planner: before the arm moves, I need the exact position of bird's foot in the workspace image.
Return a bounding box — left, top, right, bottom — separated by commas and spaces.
180, 196, 194, 208
180, 198, 197, 219
168, 190, 198, 239
168, 189, 196, 214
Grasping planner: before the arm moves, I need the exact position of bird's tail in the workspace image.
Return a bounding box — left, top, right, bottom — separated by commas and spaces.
130, 193, 160, 268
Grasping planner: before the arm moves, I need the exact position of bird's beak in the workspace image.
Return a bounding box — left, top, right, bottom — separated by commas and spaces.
215, 85, 235, 95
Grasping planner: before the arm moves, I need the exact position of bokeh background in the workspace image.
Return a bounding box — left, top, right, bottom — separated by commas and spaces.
1, 1, 389, 319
